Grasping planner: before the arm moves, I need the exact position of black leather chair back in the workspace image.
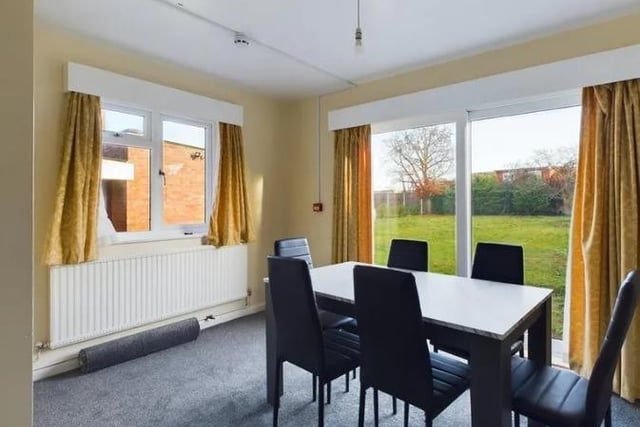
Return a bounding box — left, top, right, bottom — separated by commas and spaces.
353, 265, 432, 409
274, 237, 314, 268
471, 242, 524, 284
267, 256, 324, 372
387, 239, 429, 272
585, 271, 640, 423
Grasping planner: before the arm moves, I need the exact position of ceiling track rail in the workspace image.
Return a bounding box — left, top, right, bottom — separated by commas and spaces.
154, 0, 357, 90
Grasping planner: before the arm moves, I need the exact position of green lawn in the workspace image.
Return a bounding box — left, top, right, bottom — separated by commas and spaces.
374, 215, 570, 338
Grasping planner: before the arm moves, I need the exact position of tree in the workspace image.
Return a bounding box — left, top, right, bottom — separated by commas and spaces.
528, 146, 577, 214
472, 174, 510, 215
384, 126, 454, 213
511, 175, 556, 215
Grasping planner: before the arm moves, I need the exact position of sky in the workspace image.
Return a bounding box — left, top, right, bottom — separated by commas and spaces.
103, 109, 206, 148
372, 106, 582, 191
105, 105, 582, 191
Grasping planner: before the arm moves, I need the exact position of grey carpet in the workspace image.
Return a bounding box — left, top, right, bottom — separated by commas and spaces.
35, 313, 640, 427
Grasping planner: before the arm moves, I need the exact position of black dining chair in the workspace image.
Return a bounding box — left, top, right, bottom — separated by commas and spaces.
342, 238, 430, 414
343, 238, 429, 336
353, 265, 470, 427
268, 256, 361, 427
473, 242, 525, 356
273, 237, 314, 266
387, 239, 429, 272
274, 237, 356, 400
510, 270, 640, 427
274, 237, 354, 330
471, 242, 524, 285
433, 242, 525, 358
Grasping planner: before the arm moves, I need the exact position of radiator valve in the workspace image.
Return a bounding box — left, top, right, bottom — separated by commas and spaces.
35, 341, 50, 351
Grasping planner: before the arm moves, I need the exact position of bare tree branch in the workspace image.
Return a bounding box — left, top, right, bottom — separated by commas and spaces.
384, 125, 454, 199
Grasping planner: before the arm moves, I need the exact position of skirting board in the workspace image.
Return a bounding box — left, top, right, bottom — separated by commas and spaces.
33, 303, 265, 382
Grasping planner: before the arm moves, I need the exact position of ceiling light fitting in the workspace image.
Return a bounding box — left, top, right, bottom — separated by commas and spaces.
234, 32, 250, 48
355, 0, 363, 48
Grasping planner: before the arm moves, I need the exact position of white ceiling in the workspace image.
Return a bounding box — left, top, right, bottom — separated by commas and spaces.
35, 0, 640, 99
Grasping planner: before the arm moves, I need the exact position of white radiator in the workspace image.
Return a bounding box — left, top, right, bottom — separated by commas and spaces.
49, 245, 248, 349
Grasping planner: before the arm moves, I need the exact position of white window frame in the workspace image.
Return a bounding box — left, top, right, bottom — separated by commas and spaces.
372, 93, 581, 276
155, 114, 217, 234
100, 105, 218, 243
371, 94, 581, 365
372, 112, 470, 275
102, 104, 151, 143
468, 98, 581, 364
467, 91, 582, 121
101, 104, 154, 243
67, 63, 243, 244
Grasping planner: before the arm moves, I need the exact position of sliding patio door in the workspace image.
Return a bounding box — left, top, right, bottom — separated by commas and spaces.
372, 122, 457, 274
470, 105, 581, 339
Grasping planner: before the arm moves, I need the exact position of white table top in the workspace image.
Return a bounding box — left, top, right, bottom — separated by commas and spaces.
309, 262, 553, 340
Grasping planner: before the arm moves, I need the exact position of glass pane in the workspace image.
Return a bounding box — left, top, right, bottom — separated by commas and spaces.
162, 120, 206, 225
471, 106, 581, 338
373, 123, 456, 273
102, 109, 145, 136
101, 143, 151, 232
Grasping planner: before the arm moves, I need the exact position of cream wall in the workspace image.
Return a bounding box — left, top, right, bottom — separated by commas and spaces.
30, 10, 640, 372
283, 12, 640, 267
34, 22, 289, 346
0, 0, 34, 425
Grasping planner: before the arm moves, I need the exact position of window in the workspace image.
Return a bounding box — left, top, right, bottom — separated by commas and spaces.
162, 119, 207, 226
101, 142, 151, 232
372, 122, 456, 273
470, 106, 581, 339
370, 96, 580, 362
102, 107, 148, 138
99, 105, 215, 242
66, 63, 242, 244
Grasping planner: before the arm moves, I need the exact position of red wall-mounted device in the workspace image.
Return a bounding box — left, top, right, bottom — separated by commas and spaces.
313, 203, 323, 212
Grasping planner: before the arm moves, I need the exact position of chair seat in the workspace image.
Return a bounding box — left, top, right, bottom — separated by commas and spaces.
318, 310, 354, 330
511, 357, 588, 427
511, 356, 538, 389
429, 352, 471, 417
338, 318, 359, 334
322, 329, 360, 380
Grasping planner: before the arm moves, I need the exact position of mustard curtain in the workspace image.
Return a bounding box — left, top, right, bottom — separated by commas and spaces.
44, 92, 102, 265
208, 123, 255, 246
332, 125, 372, 263
569, 80, 640, 401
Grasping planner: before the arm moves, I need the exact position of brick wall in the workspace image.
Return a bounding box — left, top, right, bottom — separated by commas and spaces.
126, 147, 151, 231
162, 141, 205, 225
102, 142, 205, 232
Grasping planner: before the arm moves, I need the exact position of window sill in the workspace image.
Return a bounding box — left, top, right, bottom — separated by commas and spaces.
101, 231, 207, 246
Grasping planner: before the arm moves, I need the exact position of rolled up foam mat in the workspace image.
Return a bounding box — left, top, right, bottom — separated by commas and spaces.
78, 333, 146, 374
142, 317, 201, 354
79, 317, 200, 373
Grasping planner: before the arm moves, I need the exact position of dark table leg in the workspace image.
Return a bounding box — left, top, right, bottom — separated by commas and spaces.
524, 298, 552, 427
266, 282, 282, 405
470, 334, 513, 427
528, 298, 552, 366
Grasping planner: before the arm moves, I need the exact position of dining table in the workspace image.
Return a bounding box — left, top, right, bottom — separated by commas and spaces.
264, 261, 553, 427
